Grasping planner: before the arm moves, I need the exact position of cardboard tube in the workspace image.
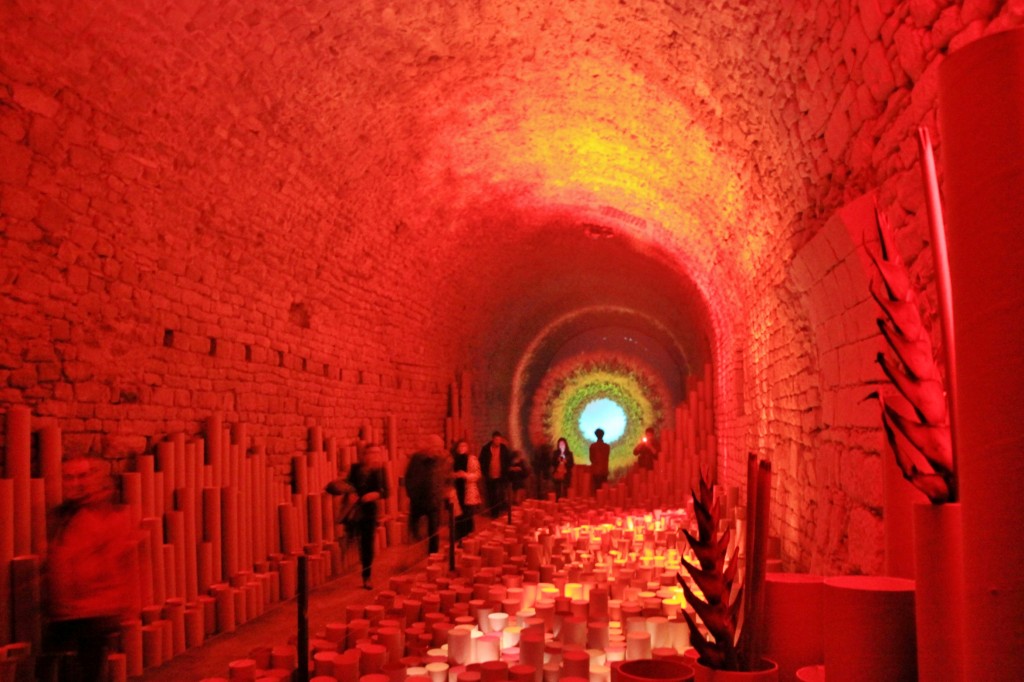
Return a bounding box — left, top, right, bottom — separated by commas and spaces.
213, 584, 236, 633
203, 487, 222, 581
167, 510, 186, 598
30, 479, 46, 556
123, 472, 143, 527
180, 489, 199, 602
760, 573, 824, 681
162, 544, 177, 603
142, 517, 166, 605
152, 471, 165, 521
141, 622, 163, 668
121, 619, 143, 677
139, 455, 156, 519
185, 605, 205, 648
823, 576, 916, 682
204, 412, 222, 479
938, 27, 1024, 679
912, 502, 964, 682
223, 485, 239, 579
157, 441, 175, 513
132, 532, 153, 609
39, 424, 62, 508
11, 555, 41, 652
5, 406, 31, 557
165, 597, 187, 655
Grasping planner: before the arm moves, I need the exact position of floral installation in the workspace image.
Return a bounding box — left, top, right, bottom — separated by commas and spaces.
528, 351, 669, 475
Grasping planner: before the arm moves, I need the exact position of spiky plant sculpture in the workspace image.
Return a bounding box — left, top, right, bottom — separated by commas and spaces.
677, 472, 743, 669
865, 207, 955, 503
678, 458, 773, 671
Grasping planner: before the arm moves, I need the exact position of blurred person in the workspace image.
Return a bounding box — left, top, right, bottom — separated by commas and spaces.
451, 439, 482, 542
633, 426, 660, 471
41, 455, 140, 682
405, 434, 453, 554
507, 449, 529, 505
479, 431, 511, 518
551, 437, 574, 500
326, 443, 388, 589
589, 428, 610, 494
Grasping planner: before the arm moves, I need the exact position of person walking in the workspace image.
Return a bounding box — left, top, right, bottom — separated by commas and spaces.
405, 434, 452, 554
326, 443, 388, 589
42, 456, 141, 682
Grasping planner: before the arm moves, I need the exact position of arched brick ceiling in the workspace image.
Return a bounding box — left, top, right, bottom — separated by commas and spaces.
1, 0, 807, 312
2, 0, 917, 443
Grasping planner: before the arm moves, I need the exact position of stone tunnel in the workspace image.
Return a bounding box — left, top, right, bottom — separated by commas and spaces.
2, 1, 1024, 679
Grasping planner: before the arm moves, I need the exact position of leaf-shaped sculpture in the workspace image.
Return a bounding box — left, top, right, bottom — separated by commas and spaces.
865, 391, 953, 502
677, 471, 741, 669
865, 206, 955, 503
677, 461, 771, 672
876, 352, 948, 424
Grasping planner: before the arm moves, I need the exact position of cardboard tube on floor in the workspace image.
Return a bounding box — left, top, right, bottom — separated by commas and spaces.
5, 406, 32, 557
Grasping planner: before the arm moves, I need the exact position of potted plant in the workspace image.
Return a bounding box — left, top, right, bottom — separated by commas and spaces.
676, 456, 778, 681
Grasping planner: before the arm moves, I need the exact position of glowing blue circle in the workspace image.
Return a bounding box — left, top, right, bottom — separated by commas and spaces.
578, 398, 627, 443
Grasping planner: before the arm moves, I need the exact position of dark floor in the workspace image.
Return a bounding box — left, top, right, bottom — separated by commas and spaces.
139, 532, 440, 681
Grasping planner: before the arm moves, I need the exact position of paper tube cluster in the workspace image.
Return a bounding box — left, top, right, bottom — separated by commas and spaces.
0, 405, 408, 678
200, 497, 712, 681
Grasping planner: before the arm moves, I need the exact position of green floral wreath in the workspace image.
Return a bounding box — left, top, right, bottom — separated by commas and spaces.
529, 353, 668, 475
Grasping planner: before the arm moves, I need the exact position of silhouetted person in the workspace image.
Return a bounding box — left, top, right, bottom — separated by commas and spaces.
479, 431, 511, 518
405, 434, 452, 553
551, 437, 574, 500
451, 439, 482, 542
42, 456, 140, 682
326, 443, 388, 589
633, 426, 660, 471
507, 449, 529, 506
589, 428, 610, 493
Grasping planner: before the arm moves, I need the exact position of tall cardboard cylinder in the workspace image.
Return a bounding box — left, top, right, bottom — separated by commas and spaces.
39, 424, 63, 508
5, 406, 32, 557
122, 619, 144, 677
938, 27, 1024, 680
30, 479, 46, 557
207, 413, 223, 487
11, 555, 41, 652
822, 576, 916, 681
912, 502, 964, 682
143, 517, 166, 605
760, 573, 824, 682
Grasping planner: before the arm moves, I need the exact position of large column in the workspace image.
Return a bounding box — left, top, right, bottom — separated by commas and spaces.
938, 27, 1024, 677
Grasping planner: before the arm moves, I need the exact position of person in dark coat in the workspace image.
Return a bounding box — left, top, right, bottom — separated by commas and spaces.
479, 431, 512, 518
326, 444, 388, 589
405, 434, 452, 554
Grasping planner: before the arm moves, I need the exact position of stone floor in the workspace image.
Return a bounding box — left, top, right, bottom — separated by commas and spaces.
138, 514, 504, 681
139, 533, 437, 681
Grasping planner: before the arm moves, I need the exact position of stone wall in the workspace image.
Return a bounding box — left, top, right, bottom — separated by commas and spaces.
0, 74, 459, 469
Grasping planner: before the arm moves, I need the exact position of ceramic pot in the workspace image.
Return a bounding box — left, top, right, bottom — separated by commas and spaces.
617, 658, 695, 682
691, 658, 779, 682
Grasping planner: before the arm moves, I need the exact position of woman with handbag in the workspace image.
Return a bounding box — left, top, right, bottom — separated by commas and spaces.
326, 444, 388, 589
